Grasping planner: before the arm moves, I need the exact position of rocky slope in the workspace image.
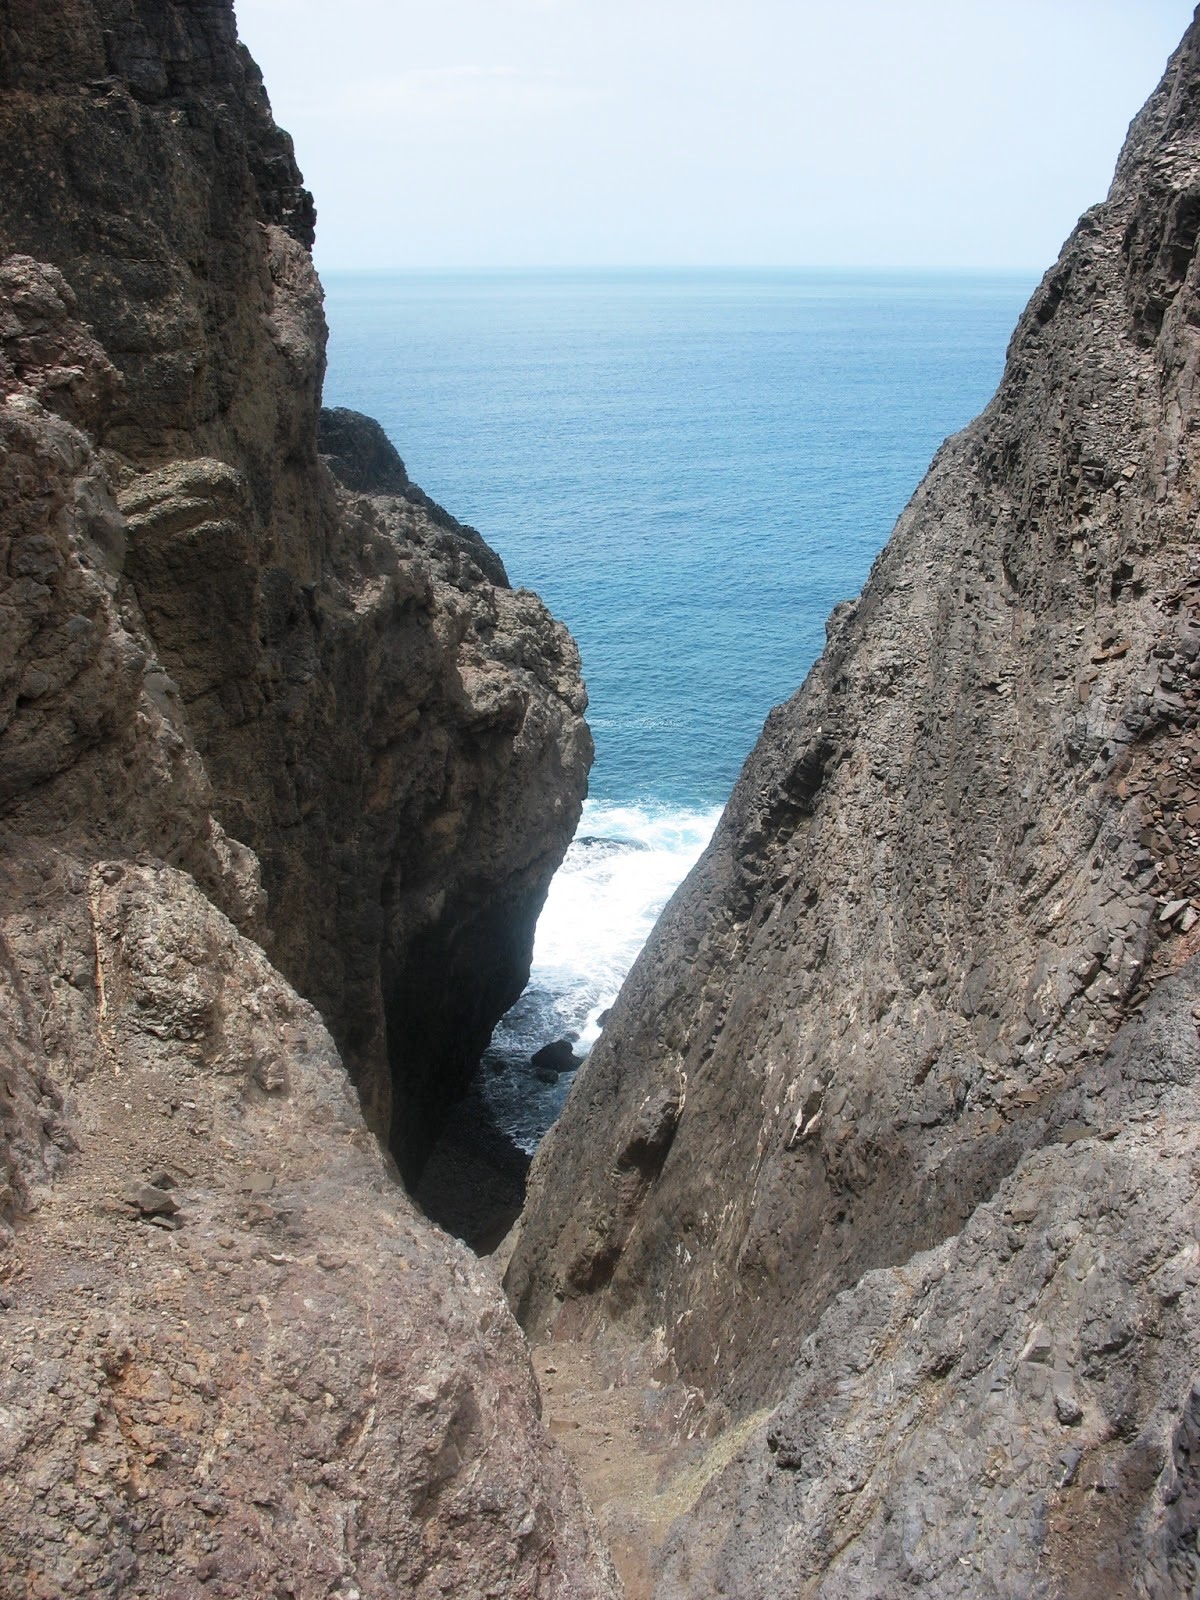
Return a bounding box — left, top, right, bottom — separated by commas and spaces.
0, 1, 612, 1595
509, 13, 1200, 1594
0, 848, 614, 1599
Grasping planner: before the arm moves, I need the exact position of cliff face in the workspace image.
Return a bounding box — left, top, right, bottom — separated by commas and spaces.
0, 2, 610, 1595
510, 14, 1200, 1594
0, 0, 590, 1179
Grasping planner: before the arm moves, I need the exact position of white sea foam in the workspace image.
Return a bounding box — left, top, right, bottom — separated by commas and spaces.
480, 798, 722, 1151
532, 800, 722, 1042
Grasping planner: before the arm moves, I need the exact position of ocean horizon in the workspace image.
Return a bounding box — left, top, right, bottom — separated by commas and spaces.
322, 265, 1036, 1146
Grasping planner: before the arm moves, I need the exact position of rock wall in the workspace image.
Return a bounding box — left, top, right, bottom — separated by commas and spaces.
509, 13, 1200, 1593
0, 846, 616, 1599
0, 2, 611, 1594
0, 0, 590, 1178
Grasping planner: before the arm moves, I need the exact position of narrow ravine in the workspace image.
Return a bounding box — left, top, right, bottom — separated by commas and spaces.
527, 1337, 771, 1600
415, 800, 719, 1246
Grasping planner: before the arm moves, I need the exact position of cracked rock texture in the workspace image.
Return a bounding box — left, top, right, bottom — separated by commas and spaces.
509, 13, 1200, 1595
0, 852, 615, 1599
0, 1, 609, 1596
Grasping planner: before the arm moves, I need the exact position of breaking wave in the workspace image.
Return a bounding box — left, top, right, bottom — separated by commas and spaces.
479, 799, 721, 1152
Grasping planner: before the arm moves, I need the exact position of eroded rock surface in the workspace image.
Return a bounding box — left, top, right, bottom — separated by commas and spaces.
510, 14, 1200, 1594
655, 964, 1200, 1597
0, 2, 610, 1595
0, 0, 591, 1179
0, 852, 615, 1599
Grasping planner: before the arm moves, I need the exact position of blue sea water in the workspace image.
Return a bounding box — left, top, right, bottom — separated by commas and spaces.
322, 269, 1034, 1148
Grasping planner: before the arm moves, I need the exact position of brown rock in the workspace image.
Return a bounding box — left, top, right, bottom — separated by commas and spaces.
123, 1184, 179, 1218
0, 859, 617, 1599
0, 2, 613, 1596
0, 0, 591, 1186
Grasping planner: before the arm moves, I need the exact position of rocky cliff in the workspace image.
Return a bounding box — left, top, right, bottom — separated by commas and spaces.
509, 13, 1200, 1595
0, 0, 591, 1182
0, 1, 611, 1595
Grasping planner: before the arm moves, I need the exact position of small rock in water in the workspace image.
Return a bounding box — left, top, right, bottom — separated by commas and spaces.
531, 1039, 578, 1076
596, 1008, 612, 1028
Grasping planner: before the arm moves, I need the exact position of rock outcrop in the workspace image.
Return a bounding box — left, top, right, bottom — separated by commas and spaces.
0, 851, 615, 1599
509, 13, 1200, 1593
0, 1, 610, 1595
0, 0, 591, 1182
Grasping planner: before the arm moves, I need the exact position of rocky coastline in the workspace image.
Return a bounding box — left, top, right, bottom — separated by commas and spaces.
5, 0, 1200, 1597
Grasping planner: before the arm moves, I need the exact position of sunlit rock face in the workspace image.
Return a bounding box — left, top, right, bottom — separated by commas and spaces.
508, 15, 1200, 1595
0, 3, 611, 1596
0, 0, 591, 1177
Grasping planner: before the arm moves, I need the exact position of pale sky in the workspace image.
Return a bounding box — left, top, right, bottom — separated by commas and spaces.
232, 0, 1197, 272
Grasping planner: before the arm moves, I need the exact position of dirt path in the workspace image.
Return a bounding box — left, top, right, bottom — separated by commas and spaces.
531, 1340, 770, 1598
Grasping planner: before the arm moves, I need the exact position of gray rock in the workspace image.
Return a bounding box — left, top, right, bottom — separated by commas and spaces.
531, 1039, 579, 1076
1053, 1386, 1084, 1426
508, 14, 1200, 1596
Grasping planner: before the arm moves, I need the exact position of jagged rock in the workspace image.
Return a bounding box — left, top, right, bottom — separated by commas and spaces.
0, 1, 612, 1595
318, 404, 508, 585
0, 0, 591, 1182
319, 405, 413, 496
508, 14, 1200, 1594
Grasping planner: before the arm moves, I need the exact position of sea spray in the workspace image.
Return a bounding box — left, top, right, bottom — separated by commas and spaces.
479, 799, 721, 1151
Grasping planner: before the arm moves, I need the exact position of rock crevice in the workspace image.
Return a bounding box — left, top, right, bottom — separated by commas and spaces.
508, 13, 1200, 1595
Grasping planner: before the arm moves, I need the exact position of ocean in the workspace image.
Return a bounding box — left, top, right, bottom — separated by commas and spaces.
322, 268, 1034, 1150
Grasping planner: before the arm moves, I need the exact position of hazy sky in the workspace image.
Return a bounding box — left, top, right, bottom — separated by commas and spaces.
233, 0, 1197, 273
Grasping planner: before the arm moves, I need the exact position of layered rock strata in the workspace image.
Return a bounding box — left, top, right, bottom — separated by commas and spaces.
510, 15, 1200, 1593
0, 2, 610, 1595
